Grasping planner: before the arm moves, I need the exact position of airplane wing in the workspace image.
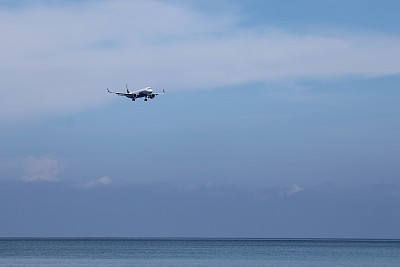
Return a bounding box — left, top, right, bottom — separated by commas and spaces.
107, 88, 135, 97
153, 89, 166, 95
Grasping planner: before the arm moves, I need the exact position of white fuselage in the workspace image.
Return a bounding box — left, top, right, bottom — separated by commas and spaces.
134, 87, 153, 95
130, 87, 154, 99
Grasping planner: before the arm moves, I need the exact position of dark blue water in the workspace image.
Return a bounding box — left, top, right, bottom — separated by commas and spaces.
1, 238, 399, 266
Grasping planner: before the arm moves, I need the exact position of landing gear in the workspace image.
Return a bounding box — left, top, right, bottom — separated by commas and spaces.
132, 98, 135, 101
144, 98, 148, 101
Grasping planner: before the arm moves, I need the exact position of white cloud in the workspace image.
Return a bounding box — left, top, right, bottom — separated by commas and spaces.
1, 1, 400, 122
83, 176, 112, 188
22, 155, 61, 182
286, 184, 304, 196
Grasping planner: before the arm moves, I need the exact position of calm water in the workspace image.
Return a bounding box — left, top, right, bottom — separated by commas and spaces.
0, 238, 399, 267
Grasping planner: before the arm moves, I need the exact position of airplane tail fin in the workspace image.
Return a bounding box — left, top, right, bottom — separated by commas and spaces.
126, 83, 130, 94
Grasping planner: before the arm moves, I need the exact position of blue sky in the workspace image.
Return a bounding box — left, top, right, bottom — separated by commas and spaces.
0, 0, 400, 238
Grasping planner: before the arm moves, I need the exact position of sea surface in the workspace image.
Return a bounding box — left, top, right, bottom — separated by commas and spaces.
0, 238, 399, 267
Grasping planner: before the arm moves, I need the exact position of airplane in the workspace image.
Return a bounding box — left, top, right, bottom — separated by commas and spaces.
107, 84, 165, 102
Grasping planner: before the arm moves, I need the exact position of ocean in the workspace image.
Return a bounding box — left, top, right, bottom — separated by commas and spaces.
0, 238, 399, 267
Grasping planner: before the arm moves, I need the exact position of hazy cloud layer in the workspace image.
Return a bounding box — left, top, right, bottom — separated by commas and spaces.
22, 155, 61, 182
0, 180, 399, 238
1, 0, 400, 122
